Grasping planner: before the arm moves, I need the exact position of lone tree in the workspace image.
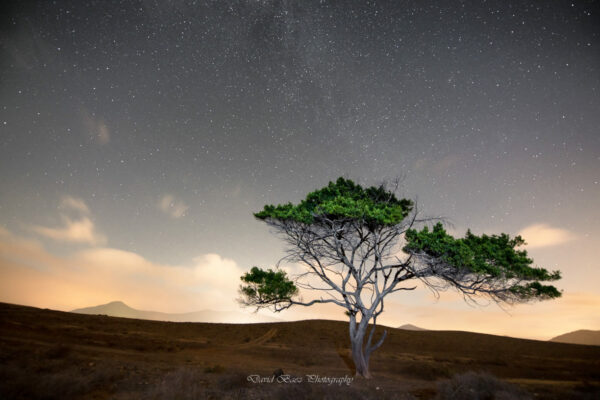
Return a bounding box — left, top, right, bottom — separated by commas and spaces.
239, 177, 561, 378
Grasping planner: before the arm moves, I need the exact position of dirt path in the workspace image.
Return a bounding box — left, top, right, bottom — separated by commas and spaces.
236, 327, 278, 347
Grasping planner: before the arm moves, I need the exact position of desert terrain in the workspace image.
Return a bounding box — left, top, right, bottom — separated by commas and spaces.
0, 302, 598, 399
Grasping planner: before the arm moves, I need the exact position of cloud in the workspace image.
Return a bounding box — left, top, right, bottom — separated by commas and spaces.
97, 123, 110, 145
158, 194, 189, 218
31, 216, 107, 246
60, 196, 90, 214
81, 109, 110, 145
0, 228, 244, 313
431, 154, 462, 175
517, 224, 577, 249
30, 197, 105, 245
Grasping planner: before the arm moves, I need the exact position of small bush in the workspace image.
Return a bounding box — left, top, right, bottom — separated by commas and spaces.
399, 362, 452, 381
270, 382, 416, 400
45, 343, 72, 359
204, 364, 226, 374
435, 371, 531, 400
216, 371, 252, 391
165, 344, 179, 352
0, 362, 123, 400
145, 368, 206, 400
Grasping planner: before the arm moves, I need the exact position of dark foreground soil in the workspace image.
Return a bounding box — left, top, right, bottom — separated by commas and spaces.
0, 302, 598, 399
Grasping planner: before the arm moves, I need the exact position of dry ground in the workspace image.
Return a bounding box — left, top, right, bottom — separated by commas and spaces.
0, 302, 598, 399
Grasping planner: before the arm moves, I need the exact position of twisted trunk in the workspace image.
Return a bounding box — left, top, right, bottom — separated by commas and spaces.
350, 333, 371, 378
349, 313, 384, 378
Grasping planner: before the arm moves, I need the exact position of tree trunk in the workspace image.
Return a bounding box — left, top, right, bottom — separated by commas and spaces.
348, 312, 388, 378
349, 316, 372, 378
350, 335, 371, 378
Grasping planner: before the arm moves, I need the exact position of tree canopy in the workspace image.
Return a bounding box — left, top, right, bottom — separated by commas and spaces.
404, 223, 561, 300
240, 267, 298, 307
254, 177, 413, 226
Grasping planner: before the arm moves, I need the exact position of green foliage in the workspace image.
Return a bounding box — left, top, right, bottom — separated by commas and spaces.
254, 177, 413, 228
403, 223, 561, 299
509, 281, 562, 299
240, 267, 298, 304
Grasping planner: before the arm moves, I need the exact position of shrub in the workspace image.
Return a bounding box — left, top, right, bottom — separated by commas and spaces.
0, 362, 122, 400
204, 364, 226, 374
44, 343, 72, 359
395, 361, 452, 381
144, 368, 205, 400
435, 371, 531, 400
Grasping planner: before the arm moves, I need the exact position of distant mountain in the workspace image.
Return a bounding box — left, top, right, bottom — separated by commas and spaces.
398, 324, 427, 331
550, 330, 600, 346
71, 301, 280, 323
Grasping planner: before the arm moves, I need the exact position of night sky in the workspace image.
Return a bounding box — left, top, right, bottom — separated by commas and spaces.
1, 0, 599, 339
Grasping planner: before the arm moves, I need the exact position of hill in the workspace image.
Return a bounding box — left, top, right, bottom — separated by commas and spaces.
71, 300, 280, 323
398, 324, 427, 331
550, 329, 600, 346
0, 302, 598, 399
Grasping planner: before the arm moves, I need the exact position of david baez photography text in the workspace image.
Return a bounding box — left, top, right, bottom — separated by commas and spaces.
247, 374, 354, 386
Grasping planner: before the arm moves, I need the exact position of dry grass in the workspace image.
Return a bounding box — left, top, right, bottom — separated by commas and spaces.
0, 302, 599, 399
0, 359, 123, 400
143, 368, 206, 400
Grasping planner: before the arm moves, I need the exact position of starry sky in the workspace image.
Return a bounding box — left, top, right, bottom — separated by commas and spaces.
1, 0, 599, 339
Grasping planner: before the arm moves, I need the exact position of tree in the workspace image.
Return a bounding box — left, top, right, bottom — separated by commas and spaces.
239, 177, 561, 378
